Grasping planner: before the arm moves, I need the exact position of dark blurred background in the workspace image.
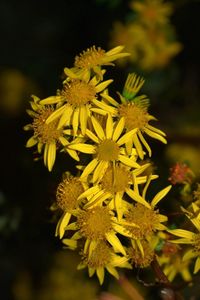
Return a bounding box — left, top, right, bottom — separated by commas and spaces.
0, 0, 200, 299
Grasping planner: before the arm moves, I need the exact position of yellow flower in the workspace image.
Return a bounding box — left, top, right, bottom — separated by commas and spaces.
131, 0, 173, 26
39, 73, 113, 136
71, 45, 130, 80
78, 162, 158, 219
168, 218, 200, 274
55, 174, 87, 239
128, 239, 155, 268
62, 205, 128, 257
67, 114, 139, 183
98, 74, 167, 159
78, 241, 131, 285
24, 95, 69, 171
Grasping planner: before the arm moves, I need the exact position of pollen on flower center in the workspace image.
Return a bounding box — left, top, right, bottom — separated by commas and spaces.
33, 107, 61, 144
56, 176, 84, 211
61, 79, 96, 106
100, 165, 130, 194
128, 240, 154, 268
77, 206, 112, 240
97, 139, 120, 161
124, 204, 160, 239
118, 103, 149, 131
83, 242, 111, 268
193, 234, 200, 253
74, 46, 106, 69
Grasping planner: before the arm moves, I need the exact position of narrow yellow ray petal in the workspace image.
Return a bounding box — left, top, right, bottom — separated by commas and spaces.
112, 117, 125, 141
146, 124, 166, 136
106, 266, 119, 279
62, 238, 77, 250
46, 104, 67, 124
91, 116, 105, 140
93, 160, 108, 183
106, 232, 126, 255
126, 188, 151, 208
56, 212, 71, 238
136, 239, 144, 257
43, 144, 48, 167
80, 159, 99, 179
194, 256, 200, 274
85, 129, 99, 143
100, 92, 119, 106
96, 267, 105, 285
88, 240, 97, 258
92, 99, 117, 115
72, 107, 79, 136
66, 149, 80, 161
117, 128, 137, 145
183, 249, 197, 261
138, 130, 152, 157
88, 267, 95, 277
68, 143, 96, 154
132, 133, 144, 159
26, 136, 37, 148
47, 142, 56, 171
78, 185, 100, 200
95, 79, 113, 93
40, 95, 63, 105
90, 107, 108, 116
106, 114, 114, 139
106, 45, 125, 55
80, 105, 88, 135
151, 185, 172, 207
57, 105, 73, 129
145, 128, 167, 144
64, 67, 78, 79
167, 229, 193, 239
118, 155, 140, 168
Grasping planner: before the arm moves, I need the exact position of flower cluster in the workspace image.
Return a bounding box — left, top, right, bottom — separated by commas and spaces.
24, 45, 172, 284
109, 0, 182, 71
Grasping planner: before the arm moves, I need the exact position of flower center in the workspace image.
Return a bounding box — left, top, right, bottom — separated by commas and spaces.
100, 165, 130, 194
193, 234, 200, 254
77, 206, 112, 240
61, 79, 96, 106
118, 103, 149, 131
124, 204, 160, 239
83, 242, 111, 268
56, 176, 84, 211
97, 139, 120, 161
74, 46, 106, 69
128, 240, 154, 268
33, 107, 61, 144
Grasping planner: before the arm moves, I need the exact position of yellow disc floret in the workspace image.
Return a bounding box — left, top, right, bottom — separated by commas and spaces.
77, 206, 112, 240
33, 107, 62, 144
56, 176, 84, 211
84, 242, 111, 268
61, 79, 96, 106
124, 204, 160, 239
118, 103, 149, 131
100, 165, 130, 194
74, 46, 106, 69
97, 139, 120, 161
128, 240, 154, 268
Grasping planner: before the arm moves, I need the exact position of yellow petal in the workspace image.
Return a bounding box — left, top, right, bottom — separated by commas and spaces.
62, 238, 77, 250
96, 267, 105, 285
106, 114, 114, 139
126, 188, 151, 208
106, 232, 126, 255
167, 229, 193, 240
151, 185, 172, 207
93, 160, 108, 183
138, 130, 152, 157
91, 116, 105, 140
112, 117, 125, 141
40, 95, 63, 105
95, 79, 113, 93
80, 105, 88, 135
47, 142, 56, 171
132, 133, 144, 159
146, 124, 166, 136
72, 107, 79, 136
26, 136, 37, 148
68, 143, 96, 154
85, 129, 99, 143
46, 104, 67, 124
78, 185, 99, 200
57, 105, 73, 129
194, 256, 200, 274
80, 159, 99, 179
117, 128, 138, 145
56, 212, 71, 238
106, 265, 119, 279
145, 127, 167, 144
118, 155, 140, 168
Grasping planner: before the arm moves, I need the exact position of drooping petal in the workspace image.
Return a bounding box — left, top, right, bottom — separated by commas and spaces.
151, 185, 172, 208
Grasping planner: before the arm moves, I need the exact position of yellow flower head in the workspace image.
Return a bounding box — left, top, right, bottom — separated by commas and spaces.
128, 239, 155, 268
68, 114, 139, 183
24, 95, 69, 171
72, 45, 130, 79
40, 73, 113, 136
99, 74, 167, 159
78, 241, 131, 284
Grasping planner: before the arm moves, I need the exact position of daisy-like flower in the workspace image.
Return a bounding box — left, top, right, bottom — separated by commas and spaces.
98, 73, 167, 159
39, 72, 113, 136
120, 176, 171, 254
128, 239, 155, 268
24, 95, 70, 171
62, 205, 129, 257
71, 45, 130, 80
77, 241, 131, 284
130, 0, 173, 26
168, 204, 200, 274
55, 173, 87, 239
67, 114, 139, 183
78, 162, 158, 220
